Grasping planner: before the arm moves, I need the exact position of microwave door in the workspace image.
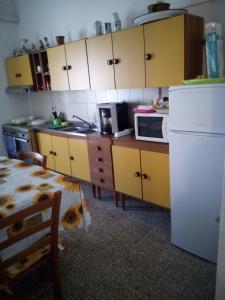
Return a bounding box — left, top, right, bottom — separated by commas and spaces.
137, 116, 163, 140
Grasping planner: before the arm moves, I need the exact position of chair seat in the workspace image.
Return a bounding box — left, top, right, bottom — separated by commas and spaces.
6, 244, 50, 278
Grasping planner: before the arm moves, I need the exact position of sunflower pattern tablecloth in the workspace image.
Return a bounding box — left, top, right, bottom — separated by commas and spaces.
0, 156, 91, 261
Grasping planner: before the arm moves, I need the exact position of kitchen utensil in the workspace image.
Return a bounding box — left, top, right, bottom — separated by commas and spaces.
31, 119, 46, 126
52, 111, 58, 119
56, 36, 65, 45
53, 118, 62, 126
148, 2, 170, 13
94, 21, 103, 36
104, 23, 112, 34
113, 12, 121, 32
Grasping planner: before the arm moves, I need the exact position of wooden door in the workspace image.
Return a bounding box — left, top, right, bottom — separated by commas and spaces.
112, 26, 145, 89
47, 45, 69, 91
65, 40, 90, 90
86, 34, 115, 90
36, 132, 55, 170
141, 150, 170, 208
6, 55, 33, 86
144, 15, 184, 87
51, 136, 71, 175
112, 146, 142, 199
68, 138, 91, 182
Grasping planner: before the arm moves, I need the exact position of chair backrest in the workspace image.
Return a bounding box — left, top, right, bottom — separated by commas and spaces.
0, 191, 61, 278
18, 151, 47, 168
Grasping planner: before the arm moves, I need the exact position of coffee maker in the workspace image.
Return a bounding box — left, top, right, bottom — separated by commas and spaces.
97, 102, 128, 134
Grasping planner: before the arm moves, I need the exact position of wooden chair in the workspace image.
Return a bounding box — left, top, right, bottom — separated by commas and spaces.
0, 191, 63, 300
18, 151, 47, 168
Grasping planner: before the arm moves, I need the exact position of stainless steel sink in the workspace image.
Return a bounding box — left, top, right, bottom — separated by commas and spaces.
60, 126, 98, 135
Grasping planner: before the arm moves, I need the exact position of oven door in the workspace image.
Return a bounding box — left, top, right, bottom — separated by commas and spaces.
3, 134, 33, 158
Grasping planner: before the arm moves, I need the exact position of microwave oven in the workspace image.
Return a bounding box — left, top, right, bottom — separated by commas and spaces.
134, 113, 169, 143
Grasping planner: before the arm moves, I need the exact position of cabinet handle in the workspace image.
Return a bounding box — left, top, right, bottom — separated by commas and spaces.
49, 150, 53, 155
134, 172, 141, 177
62, 66, 67, 70
142, 173, 148, 179
96, 157, 102, 162
113, 58, 120, 64
99, 178, 104, 183
67, 65, 72, 70
107, 59, 113, 65
96, 146, 101, 151
145, 54, 152, 61
70, 156, 74, 160
98, 168, 103, 173
53, 152, 57, 156
18, 73, 22, 77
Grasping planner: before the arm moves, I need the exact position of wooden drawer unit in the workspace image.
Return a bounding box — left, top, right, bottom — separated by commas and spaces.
87, 135, 114, 190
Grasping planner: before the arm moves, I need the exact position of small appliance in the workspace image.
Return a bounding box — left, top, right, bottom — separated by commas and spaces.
97, 102, 128, 134
134, 113, 169, 143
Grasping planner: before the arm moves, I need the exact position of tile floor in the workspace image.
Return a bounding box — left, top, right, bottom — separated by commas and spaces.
17, 184, 217, 299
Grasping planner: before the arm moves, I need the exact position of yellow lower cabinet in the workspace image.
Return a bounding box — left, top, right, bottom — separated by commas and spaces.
37, 132, 55, 170
51, 136, 71, 175
141, 150, 170, 208
112, 146, 142, 199
68, 138, 91, 182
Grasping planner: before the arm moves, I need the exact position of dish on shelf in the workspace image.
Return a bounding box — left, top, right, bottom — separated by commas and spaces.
132, 9, 188, 25
183, 78, 225, 85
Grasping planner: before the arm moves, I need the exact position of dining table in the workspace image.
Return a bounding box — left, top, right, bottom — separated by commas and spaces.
0, 156, 91, 262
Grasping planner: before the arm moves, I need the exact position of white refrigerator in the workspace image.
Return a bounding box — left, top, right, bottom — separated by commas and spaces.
169, 84, 225, 263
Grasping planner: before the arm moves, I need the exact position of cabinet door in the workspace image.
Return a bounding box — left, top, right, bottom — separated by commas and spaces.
51, 136, 71, 175
141, 150, 170, 208
65, 40, 90, 90
112, 26, 145, 89
37, 132, 55, 170
112, 146, 142, 199
6, 55, 33, 86
144, 15, 184, 87
47, 45, 69, 91
68, 138, 91, 182
86, 34, 115, 90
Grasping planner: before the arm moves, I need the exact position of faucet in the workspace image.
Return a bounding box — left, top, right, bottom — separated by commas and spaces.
72, 115, 95, 129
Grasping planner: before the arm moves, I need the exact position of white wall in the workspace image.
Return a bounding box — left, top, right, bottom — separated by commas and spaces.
0, 2, 30, 155
12, 0, 225, 124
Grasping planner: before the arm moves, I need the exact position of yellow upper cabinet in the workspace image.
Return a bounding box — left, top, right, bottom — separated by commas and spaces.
68, 138, 91, 182
141, 150, 170, 208
112, 26, 145, 89
86, 34, 115, 90
47, 45, 69, 91
144, 14, 203, 87
65, 40, 90, 90
6, 55, 33, 86
47, 40, 90, 91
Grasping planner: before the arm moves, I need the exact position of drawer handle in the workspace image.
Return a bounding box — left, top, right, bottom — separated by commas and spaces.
145, 53, 152, 61
113, 58, 120, 64
96, 146, 101, 151
99, 178, 104, 183
134, 172, 141, 177
96, 158, 102, 162
70, 156, 74, 160
107, 59, 113, 65
142, 173, 148, 179
98, 168, 103, 173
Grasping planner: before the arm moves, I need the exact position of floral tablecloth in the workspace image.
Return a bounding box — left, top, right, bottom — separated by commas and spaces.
0, 156, 91, 260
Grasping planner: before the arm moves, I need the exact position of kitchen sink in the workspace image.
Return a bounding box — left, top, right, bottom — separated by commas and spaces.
60, 126, 98, 135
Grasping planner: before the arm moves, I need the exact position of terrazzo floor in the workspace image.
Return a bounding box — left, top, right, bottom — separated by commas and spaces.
14, 183, 217, 299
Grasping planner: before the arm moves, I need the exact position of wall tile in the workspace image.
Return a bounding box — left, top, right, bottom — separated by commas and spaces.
87, 103, 98, 123
86, 90, 96, 104
66, 103, 88, 121
96, 90, 107, 103
106, 89, 117, 103
117, 89, 129, 103
129, 89, 144, 103
70, 90, 87, 103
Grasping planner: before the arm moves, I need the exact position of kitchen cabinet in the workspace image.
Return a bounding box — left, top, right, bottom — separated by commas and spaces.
30, 50, 51, 91
47, 39, 90, 91
37, 132, 71, 175
86, 26, 145, 90
112, 145, 170, 208
68, 138, 91, 182
144, 14, 203, 87
6, 54, 33, 86
87, 135, 114, 195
